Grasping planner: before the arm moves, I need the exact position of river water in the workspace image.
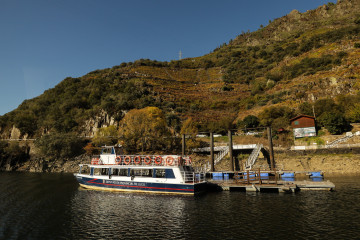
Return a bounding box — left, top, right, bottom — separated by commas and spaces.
0, 172, 359, 240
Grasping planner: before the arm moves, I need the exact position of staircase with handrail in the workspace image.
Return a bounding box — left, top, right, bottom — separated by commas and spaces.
325, 133, 354, 148
214, 146, 229, 165
245, 144, 263, 170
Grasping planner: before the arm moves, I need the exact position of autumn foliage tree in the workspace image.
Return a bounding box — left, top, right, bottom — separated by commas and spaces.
180, 118, 198, 138
92, 125, 119, 147
180, 118, 200, 150
119, 107, 170, 152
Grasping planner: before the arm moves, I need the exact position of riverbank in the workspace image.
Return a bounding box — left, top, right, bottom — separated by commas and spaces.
200, 148, 360, 174
274, 150, 360, 174
1, 148, 360, 174
0, 155, 87, 173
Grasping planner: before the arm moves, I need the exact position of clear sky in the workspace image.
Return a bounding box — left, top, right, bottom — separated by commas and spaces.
0, 0, 336, 115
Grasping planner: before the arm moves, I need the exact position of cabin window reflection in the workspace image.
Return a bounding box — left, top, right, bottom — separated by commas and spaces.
112, 168, 119, 176
155, 169, 166, 178
80, 165, 90, 174
130, 169, 153, 177
101, 147, 114, 154
112, 168, 128, 176
101, 168, 109, 176
93, 168, 101, 175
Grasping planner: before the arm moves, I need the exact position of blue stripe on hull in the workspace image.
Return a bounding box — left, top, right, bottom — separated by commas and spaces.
76, 176, 206, 194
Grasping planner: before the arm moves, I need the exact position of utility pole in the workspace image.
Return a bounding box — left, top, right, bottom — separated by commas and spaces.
179, 50, 182, 60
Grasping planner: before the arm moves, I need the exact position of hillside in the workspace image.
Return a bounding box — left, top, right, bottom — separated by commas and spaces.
1, 0, 360, 144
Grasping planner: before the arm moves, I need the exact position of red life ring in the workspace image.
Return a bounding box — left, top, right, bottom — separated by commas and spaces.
154, 156, 163, 165
115, 156, 122, 164
124, 156, 131, 165
166, 156, 174, 166
134, 156, 141, 165
144, 156, 152, 165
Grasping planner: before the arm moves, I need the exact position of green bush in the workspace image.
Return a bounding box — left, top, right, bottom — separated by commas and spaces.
237, 115, 259, 129
318, 111, 351, 135
0, 141, 29, 165
35, 133, 86, 159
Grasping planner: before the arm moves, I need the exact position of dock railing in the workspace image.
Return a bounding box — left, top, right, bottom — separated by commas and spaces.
234, 169, 278, 185
181, 171, 206, 184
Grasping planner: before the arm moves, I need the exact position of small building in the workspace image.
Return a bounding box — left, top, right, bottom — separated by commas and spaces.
290, 115, 316, 138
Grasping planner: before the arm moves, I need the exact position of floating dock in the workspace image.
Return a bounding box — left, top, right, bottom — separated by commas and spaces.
208, 170, 335, 193
211, 180, 335, 193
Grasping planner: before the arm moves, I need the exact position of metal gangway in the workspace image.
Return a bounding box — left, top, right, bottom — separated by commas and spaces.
245, 144, 263, 170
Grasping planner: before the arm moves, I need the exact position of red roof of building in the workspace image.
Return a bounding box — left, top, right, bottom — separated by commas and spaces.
290, 114, 315, 122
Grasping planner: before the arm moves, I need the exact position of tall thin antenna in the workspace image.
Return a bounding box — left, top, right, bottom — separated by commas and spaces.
179, 50, 182, 60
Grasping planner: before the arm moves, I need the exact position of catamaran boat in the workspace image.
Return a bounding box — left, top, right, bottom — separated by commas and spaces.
74, 146, 207, 195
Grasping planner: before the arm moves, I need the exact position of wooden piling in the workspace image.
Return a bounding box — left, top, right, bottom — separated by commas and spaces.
182, 134, 186, 157
267, 127, 275, 170
210, 132, 214, 172
228, 130, 234, 171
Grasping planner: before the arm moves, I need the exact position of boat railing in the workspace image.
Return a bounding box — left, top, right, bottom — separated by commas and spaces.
90, 155, 193, 167
181, 171, 206, 183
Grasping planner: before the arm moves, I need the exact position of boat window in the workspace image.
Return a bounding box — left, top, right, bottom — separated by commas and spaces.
130, 169, 153, 177
102, 148, 113, 154
154, 169, 175, 178
155, 169, 166, 178
93, 168, 101, 175
112, 168, 128, 176
112, 168, 119, 176
80, 165, 90, 174
165, 169, 175, 178
101, 168, 109, 176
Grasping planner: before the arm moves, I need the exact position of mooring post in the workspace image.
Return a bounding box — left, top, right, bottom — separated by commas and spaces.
182, 134, 186, 157
210, 132, 215, 172
228, 130, 234, 171
267, 127, 275, 170
258, 168, 262, 185
247, 170, 250, 184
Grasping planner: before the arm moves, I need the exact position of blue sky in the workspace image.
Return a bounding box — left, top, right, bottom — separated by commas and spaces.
0, 0, 336, 115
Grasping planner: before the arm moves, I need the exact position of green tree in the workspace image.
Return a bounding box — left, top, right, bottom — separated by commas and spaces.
318, 111, 351, 135
297, 102, 314, 116
35, 132, 86, 159
345, 103, 360, 123
314, 98, 341, 118
180, 118, 198, 138
207, 116, 235, 135
92, 125, 119, 147
238, 115, 259, 129
13, 111, 37, 135
258, 106, 294, 127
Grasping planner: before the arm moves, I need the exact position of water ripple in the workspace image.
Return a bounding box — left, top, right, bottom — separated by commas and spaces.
0, 173, 359, 239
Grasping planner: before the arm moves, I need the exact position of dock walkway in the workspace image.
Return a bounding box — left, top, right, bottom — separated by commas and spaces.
208, 169, 335, 193
211, 179, 335, 193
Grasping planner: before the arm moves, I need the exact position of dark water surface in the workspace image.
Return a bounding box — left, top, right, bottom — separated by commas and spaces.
0, 172, 359, 240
